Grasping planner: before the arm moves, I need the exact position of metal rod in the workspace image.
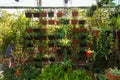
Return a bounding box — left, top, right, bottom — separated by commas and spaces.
0, 6, 117, 9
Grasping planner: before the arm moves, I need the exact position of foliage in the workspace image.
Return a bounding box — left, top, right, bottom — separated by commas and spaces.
36, 60, 92, 80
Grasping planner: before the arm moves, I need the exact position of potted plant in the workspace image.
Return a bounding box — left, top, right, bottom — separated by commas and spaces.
72, 39, 79, 44
72, 28, 79, 32
107, 67, 120, 80
92, 27, 100, 37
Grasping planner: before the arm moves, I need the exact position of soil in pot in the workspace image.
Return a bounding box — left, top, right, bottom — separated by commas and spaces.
39, 11, 47, 17
72, 11, 78, 17
40, 20, 47, 25
71, 20, 78, 25
33, 12, 40, 17
25, 12, 32, 18
48, 11, 54, 17
48, 20, 55, 25
57, 12, 63, 17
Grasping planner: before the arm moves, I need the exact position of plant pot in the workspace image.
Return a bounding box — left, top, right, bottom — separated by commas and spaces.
33, 12, 40, 17
40, 11, 47, 17
26, 27, 33, 33
48, 11, 54, 17
92, 30, 100, 37
25, 12, 32, 18
56, 20, 61, 25
79, 28, 87, 32
72, 39, 79, 44
72, 28, 79, 32
48, 20, 55, 25
40, 20, 47, 25
72, 11, 78, 17
79, 20, 86, 24
57, 12, 63, 17
107, 69, 120, 80
71, 20, 78, 25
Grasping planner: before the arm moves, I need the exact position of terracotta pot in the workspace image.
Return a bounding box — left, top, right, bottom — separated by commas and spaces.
57, 12, 63, 17
33, 12, 40, 17
48, 20, 55, 25
72, 39, 79, 44
71, 20, 78, 25
72, 28, 79, 32
40, 20, 47, 25
56, 20, 61, 25
48, 11, 54, 17
107, 70, 120, 80
72, 11, 78, 17
25, 12, 32, 18
26, 27, 33, 33
92, 30, 100, 37
79, 28, 87, 32
40, 11, 47, 17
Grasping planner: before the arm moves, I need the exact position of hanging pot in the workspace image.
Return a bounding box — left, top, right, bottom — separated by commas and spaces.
40, 20, 47, 25
92, 30, 100, 37
48, 11, 54, 17
48, 20, 55, 25
56, 20, 61, 25
79, 28, 87, 32
72, 28, 79, 32
38, 47, 45, 52
57, 11, 63, 17
79, 20, 86, 24
72, 39, 79, 44
107, 69, 120, 80
72, 11, 78, 17
33, 12, 40, 17
40, 11, 47, 17
71, 20, 78, 25
26, 27, 33, 33
25, 12, 32, 18
33, 28, 40, 33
